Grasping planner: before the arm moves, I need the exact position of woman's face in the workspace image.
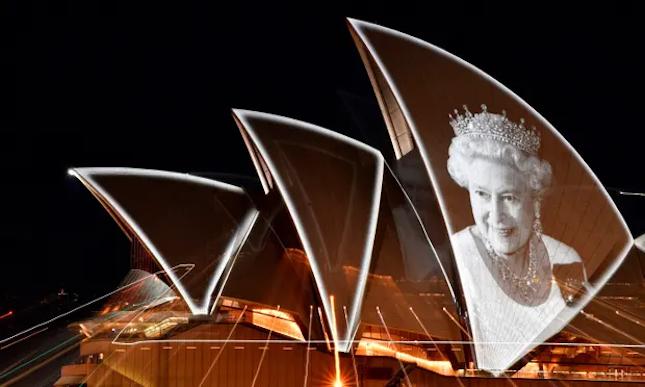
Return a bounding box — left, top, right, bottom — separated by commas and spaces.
467, 157, 534, 255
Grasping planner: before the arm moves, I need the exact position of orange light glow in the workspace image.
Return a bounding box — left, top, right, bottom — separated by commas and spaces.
79, 323, 91, 338
357, 339, 456, 377
252, 308, 295, 320
330, 295, 342, 387
250, 308, 305, 341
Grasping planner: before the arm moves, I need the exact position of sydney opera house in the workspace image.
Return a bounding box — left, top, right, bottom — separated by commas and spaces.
52, 19, 644, 386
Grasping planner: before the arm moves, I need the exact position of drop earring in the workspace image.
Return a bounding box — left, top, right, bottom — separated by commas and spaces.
533, 199, 543, 238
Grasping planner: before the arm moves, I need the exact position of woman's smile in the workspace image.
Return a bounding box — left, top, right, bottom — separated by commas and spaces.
491, 227, 514, 238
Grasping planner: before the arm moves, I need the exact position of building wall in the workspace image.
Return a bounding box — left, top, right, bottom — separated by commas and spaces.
78, 324, 638, 386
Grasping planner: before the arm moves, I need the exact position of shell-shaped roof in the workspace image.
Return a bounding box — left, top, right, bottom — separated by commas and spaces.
68, 19, 644, 375
69, 168, 258, 315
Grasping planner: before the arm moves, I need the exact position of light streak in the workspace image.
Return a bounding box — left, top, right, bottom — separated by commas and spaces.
618, 191, 645, 197
376, 306, 412, 387
0, 310, 13, 320
614, 309, 645, 328
79, 323, 91, 338
112, 259, 194, 344
0, 334, 82, 381
198, 305, 248, 387
0, 264, 192, 346
0, 352, 40, 377
581, 310, 644, 345
330, 296, 342, 387
409, 307, 465, 387
97, 339, 645, 347
111, 338, 308, 346
442, 307, 471, 338
234, 109, 383, 353
0, 327, 48, 350
251, 305, 280, 387
83, 276, 192, 385
303, 305, 313, 387
408, 307, 432, 342
342, 305, 359, 387
80, 266, 194, 385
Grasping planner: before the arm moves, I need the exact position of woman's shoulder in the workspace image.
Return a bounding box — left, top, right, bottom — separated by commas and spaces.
541, 234, 583, 265
452, 227, 473, 240
450, 227, 478, 256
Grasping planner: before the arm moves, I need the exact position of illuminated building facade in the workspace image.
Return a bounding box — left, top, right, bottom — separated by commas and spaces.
56, 18, 644, 386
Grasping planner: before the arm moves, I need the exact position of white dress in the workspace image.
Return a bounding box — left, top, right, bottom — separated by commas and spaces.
451, 226, 583, 374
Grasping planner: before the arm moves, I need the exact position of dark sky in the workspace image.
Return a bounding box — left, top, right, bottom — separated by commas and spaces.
2, 1, 644, 303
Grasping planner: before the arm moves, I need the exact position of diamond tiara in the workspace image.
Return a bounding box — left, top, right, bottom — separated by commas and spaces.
449, 104, 541, 155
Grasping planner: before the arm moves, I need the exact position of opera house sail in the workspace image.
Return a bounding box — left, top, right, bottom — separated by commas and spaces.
46, 18, 643, 387
347, 18, 636, 373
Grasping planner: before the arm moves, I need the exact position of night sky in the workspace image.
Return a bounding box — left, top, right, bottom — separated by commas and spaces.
3, 2, 644, 307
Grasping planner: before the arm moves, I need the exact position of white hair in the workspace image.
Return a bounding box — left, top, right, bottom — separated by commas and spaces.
447, 136, 552, 195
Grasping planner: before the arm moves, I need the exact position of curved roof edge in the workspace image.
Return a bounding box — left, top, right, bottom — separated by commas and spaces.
68, 167, 259, 316
232, 109, 384, 352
